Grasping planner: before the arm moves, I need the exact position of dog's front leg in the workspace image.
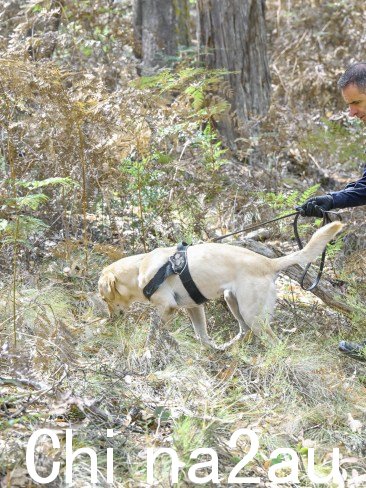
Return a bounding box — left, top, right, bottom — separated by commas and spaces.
186, 306, 217, 349
147, 306, 180, 352
147, 308, 162, 344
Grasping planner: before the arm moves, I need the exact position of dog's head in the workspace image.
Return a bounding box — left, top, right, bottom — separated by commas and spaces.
98, 270, 132, 316
98, 254, 145, 316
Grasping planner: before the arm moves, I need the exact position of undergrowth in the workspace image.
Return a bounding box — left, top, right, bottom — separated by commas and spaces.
1, 248, 365, 486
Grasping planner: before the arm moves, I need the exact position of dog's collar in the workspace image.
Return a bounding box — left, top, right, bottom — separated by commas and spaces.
142, 242, 208, 305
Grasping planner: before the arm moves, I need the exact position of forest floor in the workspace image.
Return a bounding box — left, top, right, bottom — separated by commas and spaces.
1, 190, 366, 488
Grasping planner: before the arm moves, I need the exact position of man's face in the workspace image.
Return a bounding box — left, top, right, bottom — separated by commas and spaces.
341, 83, 366, 123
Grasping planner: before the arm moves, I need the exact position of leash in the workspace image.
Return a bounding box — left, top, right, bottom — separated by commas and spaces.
293, 210, 342, 291
212, 211, 299, 242
212, 209, 342, 291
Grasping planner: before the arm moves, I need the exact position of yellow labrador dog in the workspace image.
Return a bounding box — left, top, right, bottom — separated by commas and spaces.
98, 221, 342, 350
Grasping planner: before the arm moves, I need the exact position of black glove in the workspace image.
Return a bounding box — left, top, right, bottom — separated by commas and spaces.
296, 194, 334, 217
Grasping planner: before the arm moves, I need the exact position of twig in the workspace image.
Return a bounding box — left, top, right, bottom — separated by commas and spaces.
0, 377, 46, 390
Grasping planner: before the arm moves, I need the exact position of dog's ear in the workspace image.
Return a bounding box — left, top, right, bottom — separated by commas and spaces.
98, 271, 117, 301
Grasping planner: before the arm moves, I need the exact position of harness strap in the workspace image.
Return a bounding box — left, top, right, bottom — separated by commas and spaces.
142, 242, 208, 305
142, 261, 174, 300
177, 244, 208, 305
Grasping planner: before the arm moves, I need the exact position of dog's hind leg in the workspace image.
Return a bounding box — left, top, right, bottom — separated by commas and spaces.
186, 294, 249, 351
206, 290, 250, 350
224, 290, 250, 335
236, 280, 280, 346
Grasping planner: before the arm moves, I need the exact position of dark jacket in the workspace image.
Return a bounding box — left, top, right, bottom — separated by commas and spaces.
331, 165, 366, 209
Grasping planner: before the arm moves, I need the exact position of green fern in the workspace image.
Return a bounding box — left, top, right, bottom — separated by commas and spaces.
285, 191, 301, 209
325, 233, 345, 259
262, 184, 321, 214
184, 84, 205, 110
2, 216, 49, 245
16, 176, 77, 189
1, 177, 76, 243
11, 194, 49, 210
300, 184, 321, 203
135, 66, 230, 117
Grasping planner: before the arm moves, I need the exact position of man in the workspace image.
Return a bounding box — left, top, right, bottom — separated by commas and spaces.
297, 62, 366, 362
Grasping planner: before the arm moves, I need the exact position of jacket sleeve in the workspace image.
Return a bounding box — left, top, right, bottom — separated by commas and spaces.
330, 166, 366, 209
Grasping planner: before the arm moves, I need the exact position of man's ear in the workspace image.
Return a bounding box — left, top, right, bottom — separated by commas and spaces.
98, 271, 117, 301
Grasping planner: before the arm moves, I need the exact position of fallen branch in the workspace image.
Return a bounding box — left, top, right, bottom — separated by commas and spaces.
239, 238, 352, 315
0, 377, 46, 390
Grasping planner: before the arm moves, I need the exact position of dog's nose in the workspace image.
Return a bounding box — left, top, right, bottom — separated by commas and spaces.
119, 310, 124, 316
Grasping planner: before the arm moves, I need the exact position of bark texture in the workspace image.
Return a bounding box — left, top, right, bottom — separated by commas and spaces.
197, 0, 271, 146
133, 0, 143, 59
134, 0, 190, 74
174, 0, 190, 47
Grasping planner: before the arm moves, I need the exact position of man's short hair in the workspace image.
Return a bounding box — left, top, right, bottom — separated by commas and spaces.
338, 63, 366, 92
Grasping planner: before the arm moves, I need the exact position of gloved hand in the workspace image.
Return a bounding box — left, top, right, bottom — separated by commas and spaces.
296, 194, 334, 217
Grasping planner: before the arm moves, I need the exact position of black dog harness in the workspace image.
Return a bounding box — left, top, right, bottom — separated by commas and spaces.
142, 242, 208, 305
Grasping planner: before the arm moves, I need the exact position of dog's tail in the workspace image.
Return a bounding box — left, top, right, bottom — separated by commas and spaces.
272, 221, 344, 272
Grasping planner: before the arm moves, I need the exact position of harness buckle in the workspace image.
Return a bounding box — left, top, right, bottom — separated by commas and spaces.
169, 250, 186, 274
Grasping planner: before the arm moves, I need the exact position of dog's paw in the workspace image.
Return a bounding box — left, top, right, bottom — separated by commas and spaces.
198, 338, 218, 350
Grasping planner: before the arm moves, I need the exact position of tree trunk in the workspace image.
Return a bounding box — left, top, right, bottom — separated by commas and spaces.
133, 0, 176, 74
133, 0, 143, 59
133, 0, 190, 75
197, 0, 271, 148
174, 0, 190, 47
